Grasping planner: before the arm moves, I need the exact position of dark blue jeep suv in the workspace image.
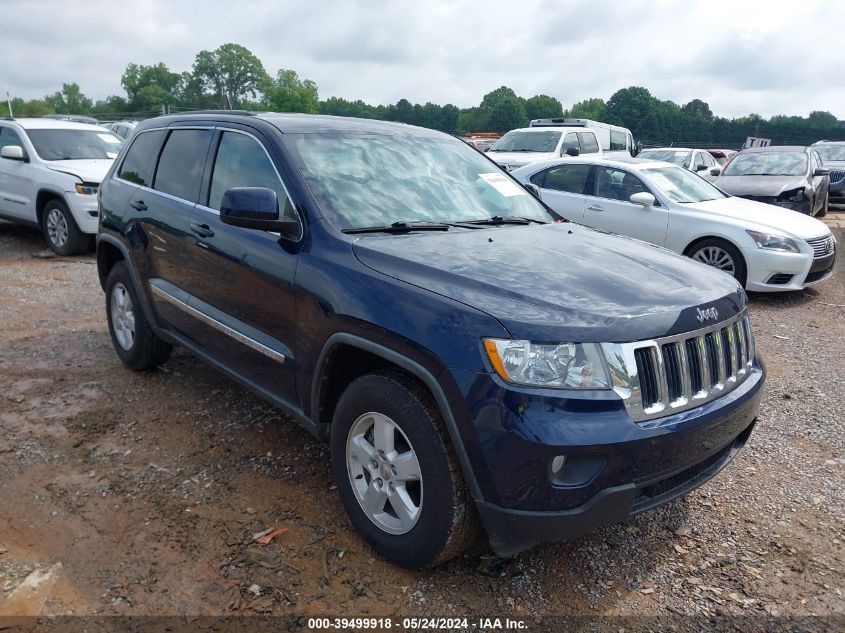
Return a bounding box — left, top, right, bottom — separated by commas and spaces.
96, 112, 764, 568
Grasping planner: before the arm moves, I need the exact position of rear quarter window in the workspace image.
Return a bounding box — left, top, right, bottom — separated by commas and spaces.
578, 132, 600, 154
117, 130, 167, 187
610, 130, 626, 151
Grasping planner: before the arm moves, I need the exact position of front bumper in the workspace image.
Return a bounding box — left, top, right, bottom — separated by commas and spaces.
742, 245, 835, 292
65, 191, 100, 234
450, 360, 765, 556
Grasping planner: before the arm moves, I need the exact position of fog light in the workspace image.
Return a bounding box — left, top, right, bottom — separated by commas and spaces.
551, 455, 567, 474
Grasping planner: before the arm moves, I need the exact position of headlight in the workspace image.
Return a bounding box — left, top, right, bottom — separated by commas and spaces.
482, 339, 610, 388
746, 230, 800, 253
776, 187, 805, 203
75, 183, 98, 195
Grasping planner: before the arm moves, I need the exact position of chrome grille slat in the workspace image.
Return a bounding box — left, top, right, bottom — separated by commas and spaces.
603, 312, 756, 423
806, 234, 835, 258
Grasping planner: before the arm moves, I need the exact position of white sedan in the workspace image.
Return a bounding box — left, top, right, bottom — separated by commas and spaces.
511, 157, 836, 292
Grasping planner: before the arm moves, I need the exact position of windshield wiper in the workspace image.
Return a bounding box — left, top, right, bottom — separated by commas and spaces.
342, 221, 451, 234
456, 215, 548, 226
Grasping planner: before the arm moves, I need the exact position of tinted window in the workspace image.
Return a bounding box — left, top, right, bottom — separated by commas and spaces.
536, 164, 591, 194
594, 167, 650, 202
562, 133, 580, 154
610, 130, 626, 151
578, 132, 599, 154
0, 127, 24, 150
153, 129, 213, 202
209, 132, 296, 221
118, 130, 166, 187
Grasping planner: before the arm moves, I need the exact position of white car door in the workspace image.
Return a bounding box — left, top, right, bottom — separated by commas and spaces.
0, 126, 35, 220
582, 165, 670, 245
527, 163, 591, 222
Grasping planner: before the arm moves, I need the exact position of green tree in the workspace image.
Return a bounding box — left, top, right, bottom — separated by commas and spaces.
479, 86, 527, 132
192, 43, 268, 109
43, 83, 93, 114
604, 86, 656, 135
121, 63, 183, 111
262, 69, 318, 113
524, 94, 563, 121
566, 98, 606, 120
8, 97, 52, 117
682, 98, 713, 121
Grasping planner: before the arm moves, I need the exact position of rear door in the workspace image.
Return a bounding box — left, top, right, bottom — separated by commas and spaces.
528, 163, 591, 222
582, 165, 669, 245
122, 126, 214, 333
180, 126, 302, 404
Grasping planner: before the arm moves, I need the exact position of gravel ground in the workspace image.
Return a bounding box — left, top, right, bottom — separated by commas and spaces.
0, 220, 843, 630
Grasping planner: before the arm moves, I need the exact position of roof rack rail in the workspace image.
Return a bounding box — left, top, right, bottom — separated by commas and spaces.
176, 109, 258, 116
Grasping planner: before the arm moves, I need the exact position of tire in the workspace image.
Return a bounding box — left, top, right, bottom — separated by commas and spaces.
330, 370, 479, 568
817, 192, 828, 217
105, 262, 172, 371
42, 199, 90, 255
687, 238, 747, 287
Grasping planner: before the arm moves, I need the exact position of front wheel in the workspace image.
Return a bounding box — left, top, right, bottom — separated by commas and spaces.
817, 192, 828, 217
688, 238, 747, 287
42, 199, 90, 255
330, 371, 479, 568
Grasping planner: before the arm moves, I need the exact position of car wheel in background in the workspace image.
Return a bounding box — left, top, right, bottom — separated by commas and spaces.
42, 199, 90, 255
688, 238, 747, 287
330, 370, 479, 568
105, 262, 172, 371
817, 192, 828, 217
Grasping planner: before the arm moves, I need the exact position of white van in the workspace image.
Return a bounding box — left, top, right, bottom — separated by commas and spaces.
529, 118, 635, 158
487, 126, 602, 171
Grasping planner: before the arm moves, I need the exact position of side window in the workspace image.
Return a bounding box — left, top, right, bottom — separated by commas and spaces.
540, 164, 592, 194
694, 151, 708, 171
610, 130, 626, 151
595, 167, 651, 203
0, 127, 25, 151
577, 132, 599, 154
117, 130, 167, 187
562, 132, 580, 155
810, 151, 820, 171
153, 129, 213, 202
208, 131, 299, 235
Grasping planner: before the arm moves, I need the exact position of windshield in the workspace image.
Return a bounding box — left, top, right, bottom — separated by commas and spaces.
638, 149, 692, 167
722, 151, 807, 176
815, 145, 845, 162
489, 131, 561, 153
641, 166, 727, 203
26, 129, 123, 161
282, 132, 555, 230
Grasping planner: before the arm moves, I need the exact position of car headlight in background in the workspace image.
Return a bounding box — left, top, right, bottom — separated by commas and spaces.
75, 183, 98, 195
746, 230, 800, 253
483, 339, 610, 388
776, 187, 806, 203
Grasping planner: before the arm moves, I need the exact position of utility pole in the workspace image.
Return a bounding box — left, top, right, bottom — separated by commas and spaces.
5, 88, 12, 117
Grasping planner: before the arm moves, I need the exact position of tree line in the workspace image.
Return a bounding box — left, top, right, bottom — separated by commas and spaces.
7, 43, 844, 147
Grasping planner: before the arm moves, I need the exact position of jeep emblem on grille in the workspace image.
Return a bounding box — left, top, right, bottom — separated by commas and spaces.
696, 306, 719, 323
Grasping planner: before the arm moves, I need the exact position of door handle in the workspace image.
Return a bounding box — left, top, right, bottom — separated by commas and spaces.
587, 205, 604, 212
129, 200, 147, 211
190, 222, 215, 238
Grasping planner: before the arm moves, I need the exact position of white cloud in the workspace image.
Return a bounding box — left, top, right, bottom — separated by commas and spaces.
1, 0, 842, 119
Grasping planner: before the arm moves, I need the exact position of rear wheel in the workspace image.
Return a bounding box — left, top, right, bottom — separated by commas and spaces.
330, 370, 479, 568
42, 199, 90, 255
105, 262, 172, 371
688, 238, 747, 287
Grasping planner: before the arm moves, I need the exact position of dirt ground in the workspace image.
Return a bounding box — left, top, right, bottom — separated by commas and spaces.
0, 219, 843, 628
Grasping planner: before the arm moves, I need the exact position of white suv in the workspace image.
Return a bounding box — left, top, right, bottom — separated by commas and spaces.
487, 126, 603, 171
0, 117, 123, 254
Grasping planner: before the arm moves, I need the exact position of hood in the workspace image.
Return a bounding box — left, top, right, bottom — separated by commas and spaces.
351, 223, 745, 343
488, 151, 558, 168
691, 196, 830, 240
45, 159, 114, 184
715, 174, 807, 197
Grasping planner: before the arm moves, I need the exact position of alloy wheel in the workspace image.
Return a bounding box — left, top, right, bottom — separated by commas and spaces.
110, 283, 136, 351
46, 208, 69, 248
692, 246, 735, 274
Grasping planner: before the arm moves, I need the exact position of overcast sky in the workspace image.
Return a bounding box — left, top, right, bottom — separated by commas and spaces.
2, 0, 842, 119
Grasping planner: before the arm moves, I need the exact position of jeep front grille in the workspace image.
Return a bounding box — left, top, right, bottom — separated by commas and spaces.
602, 313, 755, 424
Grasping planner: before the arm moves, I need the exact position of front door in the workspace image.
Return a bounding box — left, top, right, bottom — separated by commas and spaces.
181, 127, 302, 405
0, 126, 35, 220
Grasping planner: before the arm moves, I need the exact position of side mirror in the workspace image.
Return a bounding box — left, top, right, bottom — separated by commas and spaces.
565, 147, 580, 157
630, 192, 655, 208
524, 183, 542, 199
220, 187, 300, 237
710, 167, 722, 177
0, 145, 27, 162
813, 168, 830, 177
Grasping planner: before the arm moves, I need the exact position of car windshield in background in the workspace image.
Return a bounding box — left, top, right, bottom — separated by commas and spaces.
722, 151, 807, 176
26, 129, 123, 161
815, 145, 845, 162
642, 166, 727, 203
638, 149, 692, 167
283, 133, 555, 230
489, 131, 562, 153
